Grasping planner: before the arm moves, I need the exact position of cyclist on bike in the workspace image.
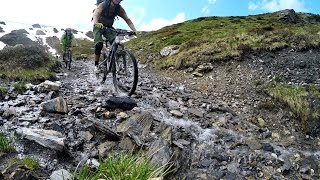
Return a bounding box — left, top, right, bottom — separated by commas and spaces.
60, 28, 78, 61
92, 0, 137, 73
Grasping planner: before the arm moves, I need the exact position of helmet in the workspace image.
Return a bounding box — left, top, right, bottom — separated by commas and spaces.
65, 28, 72, 34
96, 0, 104, 5
112, 0, 122, 4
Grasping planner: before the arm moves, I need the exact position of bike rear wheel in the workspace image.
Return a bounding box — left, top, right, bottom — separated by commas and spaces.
112, 49, 138, 96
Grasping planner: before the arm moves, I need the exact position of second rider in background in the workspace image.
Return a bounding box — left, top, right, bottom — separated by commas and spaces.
92, 0, 137, 73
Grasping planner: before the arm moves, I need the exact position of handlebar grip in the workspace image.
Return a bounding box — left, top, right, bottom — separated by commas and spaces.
129, 31, 136, 36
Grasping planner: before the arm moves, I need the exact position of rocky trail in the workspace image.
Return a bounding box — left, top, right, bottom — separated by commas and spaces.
1, 48, 320, 179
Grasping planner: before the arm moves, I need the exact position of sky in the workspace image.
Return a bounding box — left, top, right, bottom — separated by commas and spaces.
0, 0, 319, 32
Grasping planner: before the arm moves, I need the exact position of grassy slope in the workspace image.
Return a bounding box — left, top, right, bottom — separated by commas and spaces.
126, 10, 320, 134
126, 11, 320, 69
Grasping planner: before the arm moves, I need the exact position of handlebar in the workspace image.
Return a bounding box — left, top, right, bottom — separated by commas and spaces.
100, 27, 136, 36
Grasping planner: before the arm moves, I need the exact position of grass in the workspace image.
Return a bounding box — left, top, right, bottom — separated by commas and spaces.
73, 152, 172, 180
0, 133, 15, 153
22, 156, 39, 170
4, 156, 39, 171
0, 86, 7, 96
267, 84, 320, 133
126, 12, 320, 69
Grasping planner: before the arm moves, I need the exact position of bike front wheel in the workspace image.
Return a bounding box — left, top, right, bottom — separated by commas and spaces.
113, 49, 138, 96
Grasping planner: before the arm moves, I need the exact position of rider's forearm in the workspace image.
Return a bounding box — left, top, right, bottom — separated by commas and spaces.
128, 23, 137, 32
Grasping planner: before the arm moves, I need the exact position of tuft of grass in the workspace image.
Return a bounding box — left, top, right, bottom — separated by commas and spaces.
22, 156, 39, 171
267, 84, 320, 133
4, 156, 39, 171
0, 133, 15, 153
126, 12, 320, 70
0, 86, 7, 96
13, 81, 27, 93
74, 152, 172, 180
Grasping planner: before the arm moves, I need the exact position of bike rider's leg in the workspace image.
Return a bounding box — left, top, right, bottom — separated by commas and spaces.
93, 26, 104, 73
62, 46, 66, 61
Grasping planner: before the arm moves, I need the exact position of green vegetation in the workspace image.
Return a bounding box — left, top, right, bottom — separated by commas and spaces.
267, 84, 320, 133
0, 133, 15, 153
22, 156, 39, 170
4, 156, 39, 171
74, 152, 171, 180
126, 12, 320, 69
0, 86, 7, 97
0, 45, 59, 82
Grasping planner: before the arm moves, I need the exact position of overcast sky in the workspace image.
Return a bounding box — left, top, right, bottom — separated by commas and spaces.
0, 0, 319, 32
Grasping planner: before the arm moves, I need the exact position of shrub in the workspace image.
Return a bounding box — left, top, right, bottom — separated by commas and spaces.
0, 45, 51, 70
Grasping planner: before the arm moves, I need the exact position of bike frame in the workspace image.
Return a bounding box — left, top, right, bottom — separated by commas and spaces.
100, 29, 127, 76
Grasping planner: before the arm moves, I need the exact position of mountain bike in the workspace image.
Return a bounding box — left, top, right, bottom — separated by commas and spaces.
96, 28, 138, 96
63, 46, 74, 70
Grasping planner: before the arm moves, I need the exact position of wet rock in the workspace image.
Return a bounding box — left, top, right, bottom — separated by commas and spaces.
2, 106, 16, 119
103, 111, 116, 119
257, 117, 266, 128
98, 141, 117, 157
41, 97, 68, 114
192, 72, 204, 77
117, 112, 129, 120
78, 131, 93, 142
196, 63, 214, 74
148, 138, 172, 167
102, 96, 137, 110
173, 139, 191, 149
187, 108, 205, 118
117, 111, 154, 145
262, 143, 274, 152
39, 80, 61, 92
160, 45, 179, 57
170, 110, 183, 118
4, 166, 37, 180
86, 118, 120, 141
50, 169, 72, 180
16, 127, 66, 151
244, 137, 262, 150
119, 137, 137, 150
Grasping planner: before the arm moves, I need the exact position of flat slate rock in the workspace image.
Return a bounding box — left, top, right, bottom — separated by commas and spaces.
102, 96, 137, 110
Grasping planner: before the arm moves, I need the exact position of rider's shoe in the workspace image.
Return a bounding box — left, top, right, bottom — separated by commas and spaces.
94, 66, 100, 74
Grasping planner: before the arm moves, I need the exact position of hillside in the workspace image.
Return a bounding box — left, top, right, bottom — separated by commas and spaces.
0, 21, 94, 58
127, 9, 320, 69
1, 9, 320, 179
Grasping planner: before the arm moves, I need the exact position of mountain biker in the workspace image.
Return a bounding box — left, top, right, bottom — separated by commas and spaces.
92, 0, 137, 73
60, 28, 78, 61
